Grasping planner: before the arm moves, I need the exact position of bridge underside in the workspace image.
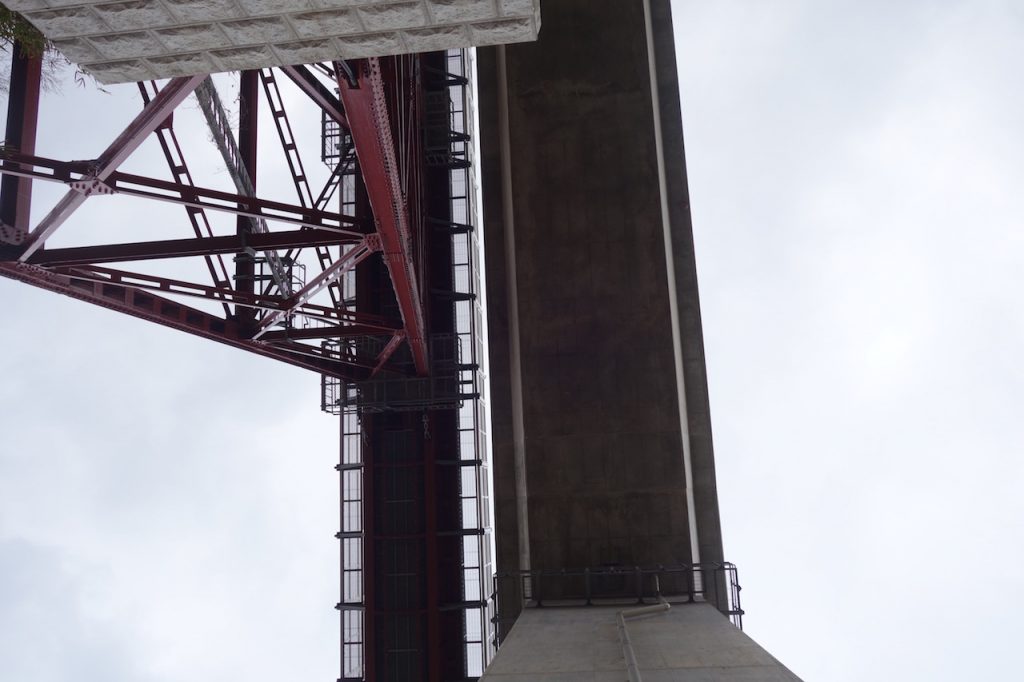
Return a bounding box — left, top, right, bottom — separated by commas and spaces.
1, 0, 541, 83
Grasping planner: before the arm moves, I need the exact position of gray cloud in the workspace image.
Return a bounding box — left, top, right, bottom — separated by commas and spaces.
673, 0, 1024, 678
0, 538, 156, 682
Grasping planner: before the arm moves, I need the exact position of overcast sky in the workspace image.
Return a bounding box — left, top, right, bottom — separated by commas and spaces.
0, 1, 1021, 681
674, 1, 1023, 679
0, 55, 343, 682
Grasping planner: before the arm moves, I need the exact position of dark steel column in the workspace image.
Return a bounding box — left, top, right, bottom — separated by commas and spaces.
235, 70, 258, 327
0, 44, 42, 245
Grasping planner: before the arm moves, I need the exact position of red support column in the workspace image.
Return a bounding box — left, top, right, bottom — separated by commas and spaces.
235, 70, 259, 327
0, 44, 41, 245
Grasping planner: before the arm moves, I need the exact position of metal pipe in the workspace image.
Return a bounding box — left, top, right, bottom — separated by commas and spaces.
617, 576, 671, 682
641, 0, 703, 574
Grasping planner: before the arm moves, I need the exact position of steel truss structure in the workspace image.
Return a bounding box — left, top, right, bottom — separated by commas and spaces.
1, 44, 491, 682
0, 52, 425, 382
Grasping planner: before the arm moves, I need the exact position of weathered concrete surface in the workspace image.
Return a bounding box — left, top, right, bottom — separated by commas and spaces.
7, 0, 541, 83
481, 603, 803, 681
479, 0, 724, 636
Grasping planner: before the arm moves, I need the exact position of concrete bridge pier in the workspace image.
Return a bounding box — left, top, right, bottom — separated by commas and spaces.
478, 0, 726, 642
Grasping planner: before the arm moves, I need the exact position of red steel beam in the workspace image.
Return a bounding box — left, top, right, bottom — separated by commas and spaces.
19, 75, 205, 261
371, 331, 406, 376
27, 229, 357, 267
52, 264, 283, 312
337, 58, 429, 375
259, 324, 392, 342
110, 168, 364, 233
0, 45, 42, 245
236, 70, 259, 325
0, 153, 367, 236
261, 338, 384, 373
314, 156, 352, 212
49, 265, 396, 335
292, 300, 401, 331
260, 68, 347, 310
254, 236, 379, 337
0, 262, 367, 380
139, 80, 231, 316
280, 64, 348, 129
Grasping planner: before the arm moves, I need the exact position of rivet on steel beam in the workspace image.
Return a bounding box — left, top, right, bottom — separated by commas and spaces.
0, 223, 25, 246
68, 178, 115, 196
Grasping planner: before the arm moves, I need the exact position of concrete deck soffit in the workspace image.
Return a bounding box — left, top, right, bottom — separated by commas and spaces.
6, 0, 541, 83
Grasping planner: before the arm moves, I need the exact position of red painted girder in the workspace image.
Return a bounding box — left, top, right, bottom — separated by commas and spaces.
115, 168, 365, 233
0, 152, 367, 236
0, 262, 367, 380
314, 156, 352, 212
259, 68, 345, 310
260, 69, 315, 208
254, 236, 380, 337
139, 80, 232, 316
336, 58, 430, 376
49, 264, 395, 335
259, 324, 393, 342
260, 338, 384, 373
51, 264, 282, 313
269, 153, 358, 284
27, 229, 359, 267
372, 331, 406, 376
19, 75, 205, 262
292, 300, 400, 331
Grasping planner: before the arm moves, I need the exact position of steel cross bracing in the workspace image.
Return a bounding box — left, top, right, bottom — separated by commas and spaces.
0, 51, 432, 383
137, 80, 232, 316
193, 75, 292, 297
0, 46, 488, 682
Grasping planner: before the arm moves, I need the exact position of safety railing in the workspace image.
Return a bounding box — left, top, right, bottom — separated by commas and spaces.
491, 562, 744, 642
